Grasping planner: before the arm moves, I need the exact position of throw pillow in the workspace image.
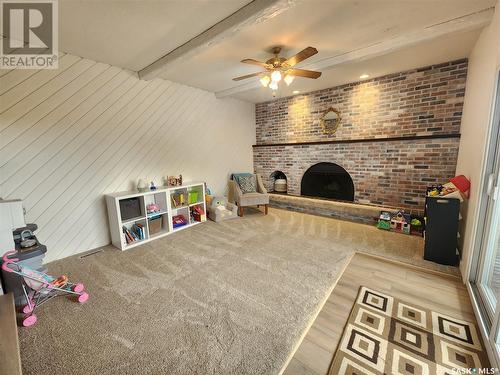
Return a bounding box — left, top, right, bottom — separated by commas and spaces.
237, 175, 256, 193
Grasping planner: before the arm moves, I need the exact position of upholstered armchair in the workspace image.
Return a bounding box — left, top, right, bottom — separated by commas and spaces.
228, 174, 269, 216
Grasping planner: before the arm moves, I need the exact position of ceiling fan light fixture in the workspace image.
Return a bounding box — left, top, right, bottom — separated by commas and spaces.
234, 46, 321, 96
260, 75, 270, 87
271, 70, 282, 83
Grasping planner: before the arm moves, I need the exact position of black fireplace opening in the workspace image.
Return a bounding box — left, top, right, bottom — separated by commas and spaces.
301, 162, 354, 201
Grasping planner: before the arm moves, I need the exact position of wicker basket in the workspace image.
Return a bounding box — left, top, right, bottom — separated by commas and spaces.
274, 179, 287, 193
148, 216, 163, 234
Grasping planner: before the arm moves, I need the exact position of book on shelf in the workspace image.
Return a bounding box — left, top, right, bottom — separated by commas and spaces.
133, 223, 144, 240
136, 223, 145, 239
123, 223, 145, 244
122, 226, 134, 244
171, 193, 186, 208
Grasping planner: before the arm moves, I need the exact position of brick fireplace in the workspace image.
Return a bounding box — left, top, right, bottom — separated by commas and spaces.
253, 59, 467, 213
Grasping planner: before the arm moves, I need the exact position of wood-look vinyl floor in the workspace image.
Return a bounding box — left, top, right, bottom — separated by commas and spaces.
0, 293, 22, 375
282, 252, 479, 375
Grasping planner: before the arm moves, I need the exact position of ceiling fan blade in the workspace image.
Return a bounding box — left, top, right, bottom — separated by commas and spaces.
232, 71, 264, 81
241, 59, 270, 68
285, 47, 318, 67
287, 68, 322, 79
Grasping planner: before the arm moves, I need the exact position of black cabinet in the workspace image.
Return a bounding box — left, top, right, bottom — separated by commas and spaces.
424, 196, 460, 266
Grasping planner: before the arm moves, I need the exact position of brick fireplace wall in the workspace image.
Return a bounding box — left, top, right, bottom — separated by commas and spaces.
253, 59, 467, 212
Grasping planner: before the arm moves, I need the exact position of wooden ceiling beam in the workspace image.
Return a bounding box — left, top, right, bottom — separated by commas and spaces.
138, 0, 296, 81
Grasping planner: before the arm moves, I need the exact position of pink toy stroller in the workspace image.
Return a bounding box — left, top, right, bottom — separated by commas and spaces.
1, 251, 89, 327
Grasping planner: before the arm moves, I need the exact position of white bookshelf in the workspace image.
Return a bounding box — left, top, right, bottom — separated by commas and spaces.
105, 182, 206, 250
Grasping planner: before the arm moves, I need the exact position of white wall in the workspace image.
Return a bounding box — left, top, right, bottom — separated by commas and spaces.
456, 3, 500, 279
0, 53, 255, 263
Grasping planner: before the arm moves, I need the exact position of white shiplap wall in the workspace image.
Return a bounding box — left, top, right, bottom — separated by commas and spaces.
0, 53, 255, 263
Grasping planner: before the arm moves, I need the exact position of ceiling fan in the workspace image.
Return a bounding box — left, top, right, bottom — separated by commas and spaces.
233, 46, 321, 91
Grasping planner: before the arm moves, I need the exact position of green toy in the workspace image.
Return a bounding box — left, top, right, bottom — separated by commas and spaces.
377, 211, 392, 230
411, 218, 422, 226
377, 220, 391, 230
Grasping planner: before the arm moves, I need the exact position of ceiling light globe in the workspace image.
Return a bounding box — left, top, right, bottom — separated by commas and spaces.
269, 81, 278, 90
284, 74, 294, 86
271, 70, 282, 82
260, 75, 270, 87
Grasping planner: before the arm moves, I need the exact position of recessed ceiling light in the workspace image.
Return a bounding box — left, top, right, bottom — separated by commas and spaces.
360, 74, 370, 79
293, 90, 300, 94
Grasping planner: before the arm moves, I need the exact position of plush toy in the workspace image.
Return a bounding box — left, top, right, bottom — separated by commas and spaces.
146, 203, 160, 213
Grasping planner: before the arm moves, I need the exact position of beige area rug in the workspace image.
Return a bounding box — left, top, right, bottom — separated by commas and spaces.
18, 208, 353, 375
329, 286, 489, 375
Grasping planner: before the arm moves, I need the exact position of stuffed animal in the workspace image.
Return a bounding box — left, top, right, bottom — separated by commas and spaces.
147, 203, 160, 213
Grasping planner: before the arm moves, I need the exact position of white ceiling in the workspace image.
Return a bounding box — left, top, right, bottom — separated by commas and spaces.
59, 0, 251, 71
233, 28, 481, 103
59, 0, 496, 103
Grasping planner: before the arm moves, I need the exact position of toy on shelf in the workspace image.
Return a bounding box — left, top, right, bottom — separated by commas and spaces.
377, 211, 392, 230
137, 178, 148, 192
391, 210, 411, 234
410, 216, 424, 236
190, 205, 206, 223
1, 251, 89, 327
205, 194, 213, 208
426, 175, 470, 202
172, 214, 188, 228
167, 175, 183, 187
208, 197, 238, 222
146, 203, 160, 214
450, 175, 471, 198
376, 210, 417, 235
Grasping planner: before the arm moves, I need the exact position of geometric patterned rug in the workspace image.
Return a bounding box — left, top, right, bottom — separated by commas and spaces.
328, 286, 489, 375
